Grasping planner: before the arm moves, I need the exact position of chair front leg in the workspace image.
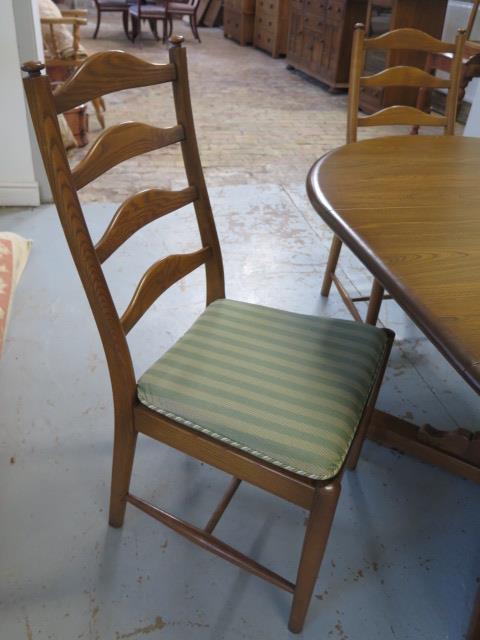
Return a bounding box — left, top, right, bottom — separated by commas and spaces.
288, 480, 341, 633
122, 9, 130, 39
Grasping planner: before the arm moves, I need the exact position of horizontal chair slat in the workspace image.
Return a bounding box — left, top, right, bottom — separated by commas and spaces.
365, 28, 457, 54
358, 105, 447, 128
127, 493, 296, 594
72, 122, 184, 190
361, 66, 451, 89
96, 186, 198, 263
53, 51, 177, 114
121, 247, 212, 333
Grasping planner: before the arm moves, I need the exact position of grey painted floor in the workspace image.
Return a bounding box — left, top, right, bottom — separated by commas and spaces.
0, 184, 479, 640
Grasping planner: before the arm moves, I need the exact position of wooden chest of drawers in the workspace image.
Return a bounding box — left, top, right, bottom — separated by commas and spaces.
253, 0, 289, 58
286, 0, 368, 89
224, 0, 255, 46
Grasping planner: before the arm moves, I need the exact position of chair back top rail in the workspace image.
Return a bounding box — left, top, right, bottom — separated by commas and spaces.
72, 122, 184, 190
95, 186, 198, 263
365, 27, 457, 53
52, 50, 177, 114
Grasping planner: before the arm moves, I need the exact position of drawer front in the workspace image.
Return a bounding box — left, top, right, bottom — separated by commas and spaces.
255, 13, 276, 31
303, 0, 326, 17
254, 25, 276, 52
256, 0, 278, 16
224, 9, 254, 43
303, 12, 324, 32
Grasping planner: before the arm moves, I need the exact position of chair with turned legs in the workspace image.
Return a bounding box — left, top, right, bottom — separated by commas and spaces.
22, 37, 394, 632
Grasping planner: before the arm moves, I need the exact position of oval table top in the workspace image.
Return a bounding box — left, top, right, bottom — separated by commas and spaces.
307, 135, 480, 394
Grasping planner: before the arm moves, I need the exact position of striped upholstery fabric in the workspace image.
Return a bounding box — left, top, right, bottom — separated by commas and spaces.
137, 299, 388, 480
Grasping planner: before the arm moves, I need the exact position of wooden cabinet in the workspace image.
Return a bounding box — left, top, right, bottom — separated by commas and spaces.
359, 0, 449, 112
224, 0, 255, 45
286, 0, 368, 89
253, 0, 290, 57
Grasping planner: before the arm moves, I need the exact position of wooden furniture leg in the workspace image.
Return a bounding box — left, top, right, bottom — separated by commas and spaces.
321, 235, 342, 297
365, 278, 385, 325
288, 481, 341, 633
109, 428, 137, 528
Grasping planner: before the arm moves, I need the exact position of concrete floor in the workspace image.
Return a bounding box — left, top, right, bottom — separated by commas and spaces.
1, 184, 479, 640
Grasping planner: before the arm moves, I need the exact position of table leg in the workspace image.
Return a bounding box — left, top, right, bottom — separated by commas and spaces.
368, 410, 480, 484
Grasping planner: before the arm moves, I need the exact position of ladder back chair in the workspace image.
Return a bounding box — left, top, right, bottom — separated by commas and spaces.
22, 37, 394, 633
321, 24, 466, 326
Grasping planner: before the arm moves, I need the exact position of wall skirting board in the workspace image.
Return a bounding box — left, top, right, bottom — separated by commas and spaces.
0, 181, 40, 207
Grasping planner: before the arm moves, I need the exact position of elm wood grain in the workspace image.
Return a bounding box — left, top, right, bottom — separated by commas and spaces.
309, 135, 480, 393
322, 25, 466, 326
95, 186, 198, 263
53, 51, 177, 114
127, 493, 296, 593
120, 247, 213, 333
72, 122, 184, 190
22, 39, 393, 633
361, 0, 449, 113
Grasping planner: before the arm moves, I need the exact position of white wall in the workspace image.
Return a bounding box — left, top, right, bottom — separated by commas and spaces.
0, 0, 41, 206
13, 0, 52, 203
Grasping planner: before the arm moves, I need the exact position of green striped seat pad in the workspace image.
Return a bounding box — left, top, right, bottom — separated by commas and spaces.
137, 299, 388, 480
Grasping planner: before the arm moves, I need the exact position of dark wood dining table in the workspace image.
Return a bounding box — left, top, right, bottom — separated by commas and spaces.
307, 134, 480, 639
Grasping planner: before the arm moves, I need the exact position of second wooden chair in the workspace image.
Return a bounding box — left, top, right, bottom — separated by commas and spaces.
320, 24, 466, 325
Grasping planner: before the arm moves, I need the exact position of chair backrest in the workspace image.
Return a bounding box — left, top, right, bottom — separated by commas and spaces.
347, 24, 466, 143
22, 37, 225, 418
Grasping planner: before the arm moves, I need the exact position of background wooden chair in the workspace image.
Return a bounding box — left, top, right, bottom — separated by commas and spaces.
167, 0, 202, 42
320, 25, 466, 326
92, 0, 131, 39
129, 0, 169, 42
22, 37, 393, 632
41, 8, 106, 134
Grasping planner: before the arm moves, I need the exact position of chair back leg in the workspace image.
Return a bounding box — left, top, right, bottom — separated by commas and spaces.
288, 481, 341, 633
93, 6, 101, 38
321, 235, 342, 297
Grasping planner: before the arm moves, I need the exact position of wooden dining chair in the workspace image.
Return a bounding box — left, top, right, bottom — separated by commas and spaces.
320, 25, 466, 326
22, 37, 394, 632
92, 0, 131, 39
129, 0, 169, 42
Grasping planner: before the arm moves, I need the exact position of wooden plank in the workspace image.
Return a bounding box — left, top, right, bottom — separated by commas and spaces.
197, 0, 212, 25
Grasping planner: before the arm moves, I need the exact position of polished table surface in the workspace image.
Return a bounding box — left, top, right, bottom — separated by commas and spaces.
308, 134, 480, 640
307, 135, 480, 394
